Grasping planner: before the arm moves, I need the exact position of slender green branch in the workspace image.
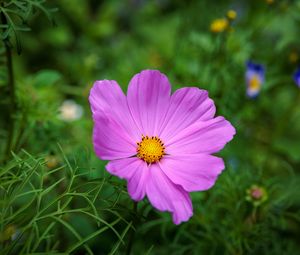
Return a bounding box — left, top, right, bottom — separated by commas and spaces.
1, 5, 16, 161
126, 202, 138, 255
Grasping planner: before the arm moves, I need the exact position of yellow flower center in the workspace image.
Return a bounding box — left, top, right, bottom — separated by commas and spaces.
249, 75, 261, 91
137, 135, 165, 164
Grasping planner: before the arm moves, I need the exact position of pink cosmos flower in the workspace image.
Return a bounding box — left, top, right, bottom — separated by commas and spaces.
89, 70, 235, 224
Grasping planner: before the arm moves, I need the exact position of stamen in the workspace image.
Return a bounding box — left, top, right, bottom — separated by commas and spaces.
136, 135, 165, 164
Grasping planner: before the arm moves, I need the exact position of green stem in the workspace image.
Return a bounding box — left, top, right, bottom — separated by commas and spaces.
1, 8, 16, 161
126, 202, 138, 255
251, 206, 258, 224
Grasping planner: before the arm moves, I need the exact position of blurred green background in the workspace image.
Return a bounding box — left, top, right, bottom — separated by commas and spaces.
1, 0, 300, 254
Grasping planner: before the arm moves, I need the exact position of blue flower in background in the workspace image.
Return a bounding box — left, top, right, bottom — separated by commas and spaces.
293, 68, 300, 88
245, 61, 265, 98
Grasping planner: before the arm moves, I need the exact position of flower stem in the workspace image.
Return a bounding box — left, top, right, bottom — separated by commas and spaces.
1, 8, 16, 161
126, 202, 138, 255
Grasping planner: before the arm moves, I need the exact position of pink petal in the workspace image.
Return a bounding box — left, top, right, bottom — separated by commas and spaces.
159, 87, 216, 141
146, 164, 193, 224
159, 154, 225, 192
106, 158, 149, 201
127, 163, 149, 201
127, 70, 171, 136
92, 110, 136, 160
165, 116, 236, 155
89, 80, 140, 141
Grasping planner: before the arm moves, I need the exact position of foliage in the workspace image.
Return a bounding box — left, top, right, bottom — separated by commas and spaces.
0, 149, 133, 254
1, 0, 300, 254
0, 0, 56, 53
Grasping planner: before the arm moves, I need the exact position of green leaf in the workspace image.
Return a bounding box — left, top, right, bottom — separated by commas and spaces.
33, 70, 62, 87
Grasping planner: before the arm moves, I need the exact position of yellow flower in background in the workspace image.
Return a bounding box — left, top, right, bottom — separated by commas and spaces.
227, 10, 237, 20
289, 51, 299, 64
210, 18, 228, 33
0, 225, 17, 242
266, 0, 274, 4
45, 155, 59, 169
